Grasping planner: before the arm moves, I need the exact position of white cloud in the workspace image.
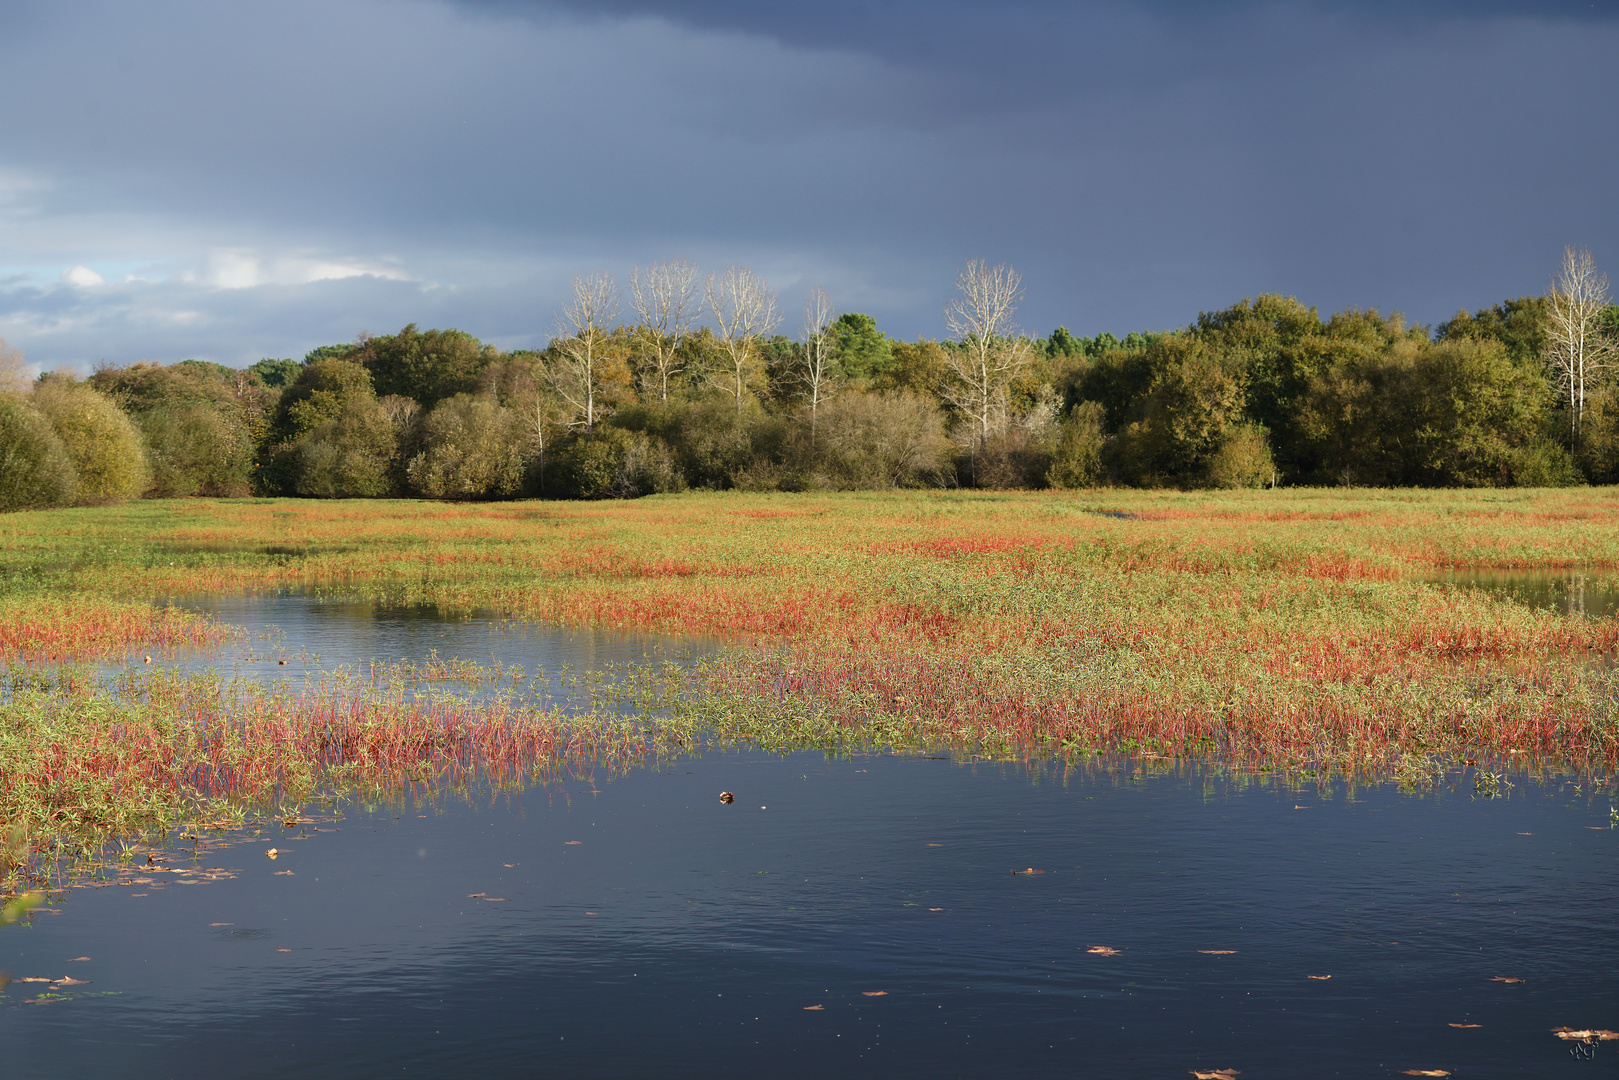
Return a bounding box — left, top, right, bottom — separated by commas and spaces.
61, 265, 104, 287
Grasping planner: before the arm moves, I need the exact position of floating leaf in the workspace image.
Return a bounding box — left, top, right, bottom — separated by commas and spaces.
209, 923, 234, 927
1449, 1023, 1481, 1029
265, 849, 279, 860
1087, 946, 1121, 956
862, 991, 888, 997
1308, 975, 1331, 980
928, 907, 943, 911
467, 893, 486, 898
274, 870, 294, 876
1293, 805, 1309, 810
564, 841, 582, 846
503, 864, 515, 868
1552, 1028, 1619, 1042
719, 792, 735, 804
1011, 868, 1044, 875
803, 1005, 824, 1011
1400, 1071, 1450, 1077
1190, 1069, 1240, 1079
1489, 976, 1524, 984
585, 911, 597, 915
276, 948, 292, 953
1199, 950, 1237, 955
67, 957, 90, 962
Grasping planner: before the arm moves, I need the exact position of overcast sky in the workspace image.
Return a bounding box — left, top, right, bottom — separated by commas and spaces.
1, 0, 1615, 373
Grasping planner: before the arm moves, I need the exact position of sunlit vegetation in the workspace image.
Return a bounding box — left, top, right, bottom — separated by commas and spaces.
0, 486, 1615, 902
2, 253, 1618, 510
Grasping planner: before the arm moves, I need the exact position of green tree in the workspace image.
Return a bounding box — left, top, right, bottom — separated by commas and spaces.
406, 394, 529, 499
88, 361, 261, 497
352, 324, 499, 409
248, 357, 300, 389
1046, 401, 1107, 489
0, 394, 77, 511
833, 313, 895, 380
30, 377, 150, 503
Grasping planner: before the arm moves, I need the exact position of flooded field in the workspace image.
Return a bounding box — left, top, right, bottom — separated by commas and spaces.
2, 595, 1616, 1079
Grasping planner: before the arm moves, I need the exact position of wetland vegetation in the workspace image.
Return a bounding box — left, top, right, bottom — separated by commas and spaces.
2, 487, 1617, 904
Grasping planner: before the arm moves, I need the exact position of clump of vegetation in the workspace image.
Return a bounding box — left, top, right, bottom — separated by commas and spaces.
0, 394, 77, 511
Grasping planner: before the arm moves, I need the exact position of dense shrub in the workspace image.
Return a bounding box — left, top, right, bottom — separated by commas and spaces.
1046, 401, 1107, 489
31, 379, 150, 503
293, 396, 399, 498
406, 395, 528, 499
0, 395, 77, 511
1205, 424, 1276, 489
802, 391, 953, 489
551, 427, 685, 499
89, 361, 260, 497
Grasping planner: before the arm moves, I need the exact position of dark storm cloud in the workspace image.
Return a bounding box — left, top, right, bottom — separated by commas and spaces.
0, 0, 1615, 370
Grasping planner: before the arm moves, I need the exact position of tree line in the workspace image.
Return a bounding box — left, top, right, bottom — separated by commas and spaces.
1, 249, 1616, 511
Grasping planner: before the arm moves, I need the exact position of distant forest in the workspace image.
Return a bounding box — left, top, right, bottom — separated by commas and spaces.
2, 251, 1617, 510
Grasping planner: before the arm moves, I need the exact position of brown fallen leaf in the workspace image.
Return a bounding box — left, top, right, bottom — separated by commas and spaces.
925, 843, 942, 847
584, 911, 597, 915
1086, 946, 1121, 956
564, 841, 583, 845
1490, 976, 1525, 984
265, 848, 279, 860
1190, 1070, 1240, 1079
1308, 975, 1331, 980
1293, 805, 1309, 810
1553, 1028, 1619, 1042
130, 893, 147, 897
1448, 1023, 1482, 1029
467, 892, 486, 898
803, 1005, 824, 1010
276, 948, 292, 953
1011, 867, 1044, 875
928, 907, 943, 911
719, 791, 735, 804
862, 991, 888, 997
1517, 832, 1534, 835
1400, 1071, 1450, 1077
273, 870, 295, 876
1199, 950, 1238, 955
503, 863, 515, 868
210, 922, 234, 927
67, 957, 90, 962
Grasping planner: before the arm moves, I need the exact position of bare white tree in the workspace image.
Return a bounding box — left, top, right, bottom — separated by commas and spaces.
788, 286, 840, 442
704, 265, 780, 410
941, 259, 1033, 447
546, 271, 620, 431
1546, 246, 1618, 438
629, 258, 702, 403
0, 339, 28, 395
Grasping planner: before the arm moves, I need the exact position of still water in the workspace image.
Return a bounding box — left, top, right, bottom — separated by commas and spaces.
1429, 568, 1619, 621
3, 596, 1615, 1078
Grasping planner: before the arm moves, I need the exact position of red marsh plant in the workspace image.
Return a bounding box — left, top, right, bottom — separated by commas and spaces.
0, 488, 1616, 777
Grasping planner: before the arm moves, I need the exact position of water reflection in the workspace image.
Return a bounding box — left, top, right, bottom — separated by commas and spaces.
1, 752, 1614, 1079
143, 591, 714, 711
1427, 569, 1619, 620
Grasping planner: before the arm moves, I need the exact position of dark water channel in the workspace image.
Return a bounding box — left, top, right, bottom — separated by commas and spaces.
3, 596, 1617, 1078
